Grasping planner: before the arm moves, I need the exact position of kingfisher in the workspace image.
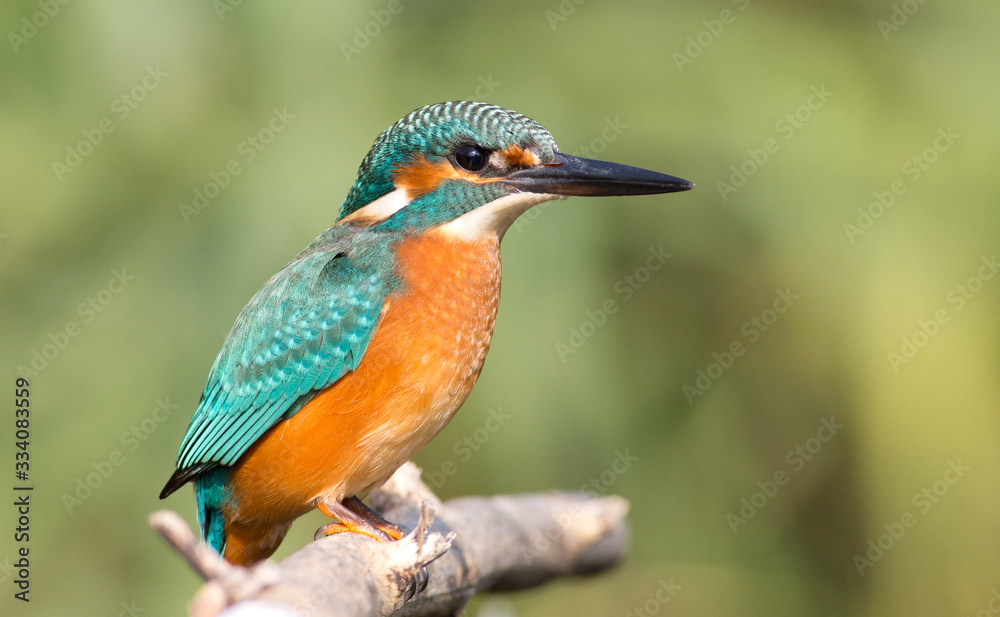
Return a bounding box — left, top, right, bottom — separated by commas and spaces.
159, 101, 692, 565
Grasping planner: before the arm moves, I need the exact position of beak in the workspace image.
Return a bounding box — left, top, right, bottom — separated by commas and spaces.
504, 152, 694, 196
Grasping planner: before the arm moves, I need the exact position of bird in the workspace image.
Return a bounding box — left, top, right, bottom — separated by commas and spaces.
159, 101, 693, 566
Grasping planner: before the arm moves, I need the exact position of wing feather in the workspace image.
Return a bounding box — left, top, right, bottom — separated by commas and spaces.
167, 228, 398, 486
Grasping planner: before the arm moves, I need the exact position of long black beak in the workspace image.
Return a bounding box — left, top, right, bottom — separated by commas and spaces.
505, 152, 694, 196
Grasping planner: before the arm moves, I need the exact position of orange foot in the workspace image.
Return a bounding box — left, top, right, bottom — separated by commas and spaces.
314, 495, 404, 542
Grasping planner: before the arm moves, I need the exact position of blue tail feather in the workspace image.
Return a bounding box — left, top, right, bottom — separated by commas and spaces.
194, 467, 232, 555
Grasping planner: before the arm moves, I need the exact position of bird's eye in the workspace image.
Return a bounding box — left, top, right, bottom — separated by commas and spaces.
455, 145, 488, 172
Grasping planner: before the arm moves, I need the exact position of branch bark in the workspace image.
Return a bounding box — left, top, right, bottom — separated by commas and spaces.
150, 462, 630, 617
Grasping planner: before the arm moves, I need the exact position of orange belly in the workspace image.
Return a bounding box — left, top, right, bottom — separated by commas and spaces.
224, 229, 502, 533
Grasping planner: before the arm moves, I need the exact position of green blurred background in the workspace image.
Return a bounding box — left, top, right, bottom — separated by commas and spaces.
2, 1, 999, 615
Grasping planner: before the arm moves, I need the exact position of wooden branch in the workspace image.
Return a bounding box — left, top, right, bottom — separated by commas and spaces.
150, 462, 630, 617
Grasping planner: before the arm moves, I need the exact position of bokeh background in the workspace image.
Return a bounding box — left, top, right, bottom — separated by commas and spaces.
2, 1, 999, 615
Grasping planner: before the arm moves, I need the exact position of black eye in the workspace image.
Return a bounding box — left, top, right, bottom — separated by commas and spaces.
455, 144, 488, 172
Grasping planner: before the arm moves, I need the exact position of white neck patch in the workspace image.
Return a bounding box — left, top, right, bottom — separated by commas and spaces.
437, 192, 564, 241
339, 188, 411, 223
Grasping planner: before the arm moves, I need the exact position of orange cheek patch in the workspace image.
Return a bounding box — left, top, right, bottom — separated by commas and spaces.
502, 145, 538, 168
392, 154, 461, 198
391, 154, 500, 199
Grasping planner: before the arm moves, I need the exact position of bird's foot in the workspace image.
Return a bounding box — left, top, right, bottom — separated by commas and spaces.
401, 565, 429, 601
315, 495, 403, 542
313, 521, 395, 542
373, 519, 403, 541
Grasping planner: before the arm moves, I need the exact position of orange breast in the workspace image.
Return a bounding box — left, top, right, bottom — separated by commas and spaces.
225, 229, 502, 526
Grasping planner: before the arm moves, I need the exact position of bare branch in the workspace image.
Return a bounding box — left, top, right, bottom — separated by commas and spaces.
151, 463, 630, 617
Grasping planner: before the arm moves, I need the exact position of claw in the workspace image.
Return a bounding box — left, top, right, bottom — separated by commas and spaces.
402, 566, 429, 601
416, 565, 429, 593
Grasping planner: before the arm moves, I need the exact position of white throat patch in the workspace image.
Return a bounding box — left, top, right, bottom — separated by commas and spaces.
438, 192, 564, 241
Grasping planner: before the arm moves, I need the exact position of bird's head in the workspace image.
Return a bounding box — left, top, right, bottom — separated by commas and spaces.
337, 101, 693, 238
